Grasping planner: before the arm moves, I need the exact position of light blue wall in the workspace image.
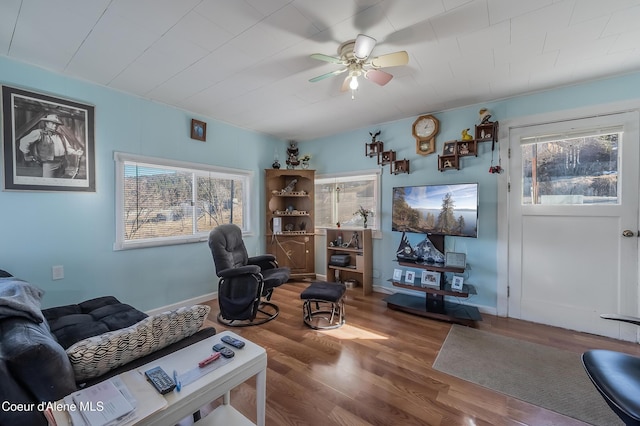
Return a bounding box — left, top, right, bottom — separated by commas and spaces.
0, 56, 282, 310
303, 72, 640, 311
2, 53, 640, 313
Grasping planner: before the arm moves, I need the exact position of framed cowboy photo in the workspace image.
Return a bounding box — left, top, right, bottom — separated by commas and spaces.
1, 86, 95, 192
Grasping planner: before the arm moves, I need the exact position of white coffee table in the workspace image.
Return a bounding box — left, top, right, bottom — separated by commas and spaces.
52, 331, 266, 426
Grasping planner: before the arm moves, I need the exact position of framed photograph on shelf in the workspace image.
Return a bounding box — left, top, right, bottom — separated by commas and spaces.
404, 270, 415, 284
445, 252, 466, 269
421, 270, 440, 287
393, 269, 403, 281
451, 275, 464, 291
2, 85, 95, 192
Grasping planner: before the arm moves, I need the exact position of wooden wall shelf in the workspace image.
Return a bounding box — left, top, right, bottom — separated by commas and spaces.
363, 131, 411, 174
438, 155, 459, 171
437, 121, 498, 171
366, 140, 383, 158
391, 159, 410, 175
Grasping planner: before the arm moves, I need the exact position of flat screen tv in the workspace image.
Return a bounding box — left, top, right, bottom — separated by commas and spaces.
392, 183, 478, 238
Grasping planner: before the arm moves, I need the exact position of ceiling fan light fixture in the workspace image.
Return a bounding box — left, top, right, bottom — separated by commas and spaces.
309, 33, 408, 98
349, 75, 359, 90
353, 34, 376, 60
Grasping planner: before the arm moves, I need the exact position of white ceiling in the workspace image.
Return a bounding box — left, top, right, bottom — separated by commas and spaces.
2, 0, 640, 141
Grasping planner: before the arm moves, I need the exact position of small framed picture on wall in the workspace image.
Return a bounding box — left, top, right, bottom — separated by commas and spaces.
191, 119, 207, 141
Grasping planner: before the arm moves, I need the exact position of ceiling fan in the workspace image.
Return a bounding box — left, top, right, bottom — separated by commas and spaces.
309, 34, 409, 98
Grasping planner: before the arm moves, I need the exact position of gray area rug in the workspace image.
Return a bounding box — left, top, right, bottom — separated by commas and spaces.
433, 325, 623, 426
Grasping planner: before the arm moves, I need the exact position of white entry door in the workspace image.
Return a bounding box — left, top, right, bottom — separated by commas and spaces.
508, 111, 639, 341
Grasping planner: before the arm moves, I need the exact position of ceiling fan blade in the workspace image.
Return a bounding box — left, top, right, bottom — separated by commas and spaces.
310, 53, 344, 64
365, 69, 393, 86
370, 51, 409, 68
341, 76, 350, 92
353, 34, 376, 60
309, 68, 348, 83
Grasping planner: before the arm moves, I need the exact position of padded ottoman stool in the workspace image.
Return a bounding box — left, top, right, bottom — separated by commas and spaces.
300, 281, 346, 329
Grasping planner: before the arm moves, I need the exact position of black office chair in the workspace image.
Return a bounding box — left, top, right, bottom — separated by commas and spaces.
208, 224, 290, 326
582, 314, 640, 425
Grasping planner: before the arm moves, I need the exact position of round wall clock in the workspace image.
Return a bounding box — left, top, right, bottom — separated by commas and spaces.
412, 115, 440, 155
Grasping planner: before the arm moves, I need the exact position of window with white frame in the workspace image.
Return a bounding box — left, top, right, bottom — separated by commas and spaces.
315, 170, 380, 230
114, 152, 252, 250
521, 127, 621, 205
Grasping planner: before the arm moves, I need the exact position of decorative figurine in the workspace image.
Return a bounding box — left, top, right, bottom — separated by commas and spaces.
396, 232, 418, 262
478, 108, 493, 124
282, 178, 298, 193
461, 129, 473, 141
285, 140, 300, 169
300, 154, 311, 169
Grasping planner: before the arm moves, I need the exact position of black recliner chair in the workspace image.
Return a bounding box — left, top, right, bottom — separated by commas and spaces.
582, 314, 640, 425
208, 224, 290, 326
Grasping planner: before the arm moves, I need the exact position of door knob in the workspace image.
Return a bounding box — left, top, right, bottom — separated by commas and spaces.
622, 230, 635, 237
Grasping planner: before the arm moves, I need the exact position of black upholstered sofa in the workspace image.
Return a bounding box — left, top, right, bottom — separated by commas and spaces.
0, 271, 215, 426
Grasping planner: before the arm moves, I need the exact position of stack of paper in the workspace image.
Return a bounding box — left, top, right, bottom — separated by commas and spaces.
68, 378, 135, 426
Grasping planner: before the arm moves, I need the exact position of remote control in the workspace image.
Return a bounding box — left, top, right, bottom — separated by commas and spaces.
213, 343, 235, 358
144, 366, 176, 394
198, 352, 221, 367
221, 335, 245, 349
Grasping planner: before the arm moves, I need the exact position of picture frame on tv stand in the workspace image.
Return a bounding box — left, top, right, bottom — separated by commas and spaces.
421, 270, 440, 287
445, 252, 466, 269
451, 275, 464, 291
404, 270, 415, 284
393, 269, 403, 281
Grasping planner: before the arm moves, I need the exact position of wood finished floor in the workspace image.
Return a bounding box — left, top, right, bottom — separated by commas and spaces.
183, 282, 640, 426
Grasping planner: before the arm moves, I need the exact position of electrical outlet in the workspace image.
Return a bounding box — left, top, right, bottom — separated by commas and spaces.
52, 265, 64, 280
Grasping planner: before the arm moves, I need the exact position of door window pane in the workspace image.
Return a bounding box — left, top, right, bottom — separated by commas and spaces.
522, 133, 619, 205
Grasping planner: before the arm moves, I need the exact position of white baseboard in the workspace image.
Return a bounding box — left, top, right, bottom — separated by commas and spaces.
145, 291, 217, 316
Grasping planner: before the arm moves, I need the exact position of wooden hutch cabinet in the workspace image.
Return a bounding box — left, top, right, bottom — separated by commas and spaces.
265, 169, 315, 279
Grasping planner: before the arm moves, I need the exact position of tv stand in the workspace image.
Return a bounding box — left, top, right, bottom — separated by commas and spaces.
384, 235, 482, 326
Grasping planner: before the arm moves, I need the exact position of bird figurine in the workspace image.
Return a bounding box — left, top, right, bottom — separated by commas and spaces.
478, 108, 492, 124
461, 128, 473, 141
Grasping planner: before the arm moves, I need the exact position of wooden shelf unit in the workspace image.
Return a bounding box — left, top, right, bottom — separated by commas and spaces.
265, 169, 315, 279
326, 228, 372, 295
